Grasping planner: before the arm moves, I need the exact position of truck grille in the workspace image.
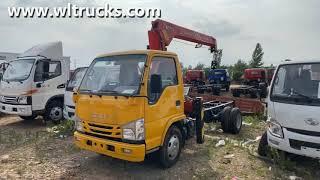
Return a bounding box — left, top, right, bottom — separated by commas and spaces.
289, 139, 320, 150
3, 96, 18, 104
83, 122, 122, 139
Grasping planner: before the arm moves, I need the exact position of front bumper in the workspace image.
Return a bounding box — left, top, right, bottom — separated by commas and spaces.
74, 131, 146, 162
0, 102, 32, 116
267, 128, 320, 159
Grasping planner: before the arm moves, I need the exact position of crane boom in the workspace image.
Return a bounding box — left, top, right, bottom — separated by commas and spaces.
148, 19, 217, 52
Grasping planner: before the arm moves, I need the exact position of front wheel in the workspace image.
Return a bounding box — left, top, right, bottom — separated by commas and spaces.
19, 115, 37, 120
159, 126, 182, 168
44, 100, 64, 124
258, 131, 269, 156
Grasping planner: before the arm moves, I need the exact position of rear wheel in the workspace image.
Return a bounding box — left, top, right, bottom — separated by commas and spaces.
44, 100, 64, 124
221, 106, 232, 133
226, 85, 230, 92
212, 87, 220, 96
229, 108, 242, 134
19, 115, 37, 120
159, 126, 182, 168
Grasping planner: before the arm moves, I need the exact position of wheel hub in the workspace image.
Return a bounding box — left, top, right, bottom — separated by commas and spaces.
50, 107, 62, 121
167, 135, 180, 160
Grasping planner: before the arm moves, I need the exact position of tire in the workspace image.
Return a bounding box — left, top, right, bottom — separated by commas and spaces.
44, 100, 64, 124
258, 131, 269, 157
229, 108, 242, 134
19, 115, 37, 120
159, 126, 183, 168
232, 90, 240, 97
221, 106, 232, 133
226, 85, 230, 92
196, 110, 205, 144
212, 87, 220, 96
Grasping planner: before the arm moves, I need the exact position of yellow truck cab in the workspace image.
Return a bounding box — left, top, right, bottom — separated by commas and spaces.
73, 50, 243, 167
73, 50, 187, 167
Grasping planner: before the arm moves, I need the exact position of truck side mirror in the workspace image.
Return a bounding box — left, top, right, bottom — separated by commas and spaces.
150, 74, 162, 94
73, 87, 79, 103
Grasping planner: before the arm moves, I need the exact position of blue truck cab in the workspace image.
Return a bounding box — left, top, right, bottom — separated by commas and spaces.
208, 69, 231, 91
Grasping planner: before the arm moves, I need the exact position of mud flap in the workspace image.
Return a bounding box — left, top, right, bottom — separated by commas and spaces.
193, 98, 205, 144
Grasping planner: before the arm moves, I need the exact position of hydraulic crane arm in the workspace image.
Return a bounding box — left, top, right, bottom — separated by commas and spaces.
148, 19, 217, 53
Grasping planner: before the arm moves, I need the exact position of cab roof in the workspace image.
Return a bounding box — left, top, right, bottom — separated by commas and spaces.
96, 50, 178, 58
280, 59, 320, 65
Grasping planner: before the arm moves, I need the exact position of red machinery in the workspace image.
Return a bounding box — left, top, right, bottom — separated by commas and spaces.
244, 68, 267, 86
184, 70, 206, 86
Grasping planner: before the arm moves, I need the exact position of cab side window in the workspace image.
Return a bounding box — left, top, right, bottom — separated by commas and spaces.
34, 60, 61, 82
148, 56, 178, 102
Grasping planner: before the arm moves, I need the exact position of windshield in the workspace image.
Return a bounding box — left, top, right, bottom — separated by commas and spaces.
79, 54, 146, 95
2, 59, 35, 82
66, 67, 87, 91
271, 63, 320, 106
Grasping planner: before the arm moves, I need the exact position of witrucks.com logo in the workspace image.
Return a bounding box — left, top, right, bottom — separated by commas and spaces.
8, 3, 162, 19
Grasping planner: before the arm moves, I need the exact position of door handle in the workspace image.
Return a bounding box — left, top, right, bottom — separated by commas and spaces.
176, 100, 181, 106
57, 83, 66, 89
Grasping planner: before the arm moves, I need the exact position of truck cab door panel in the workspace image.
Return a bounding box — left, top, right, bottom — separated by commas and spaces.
32, 59, 67, 111
144, 56, 185, 150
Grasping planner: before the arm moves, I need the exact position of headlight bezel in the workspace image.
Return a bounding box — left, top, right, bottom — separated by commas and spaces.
74, 115, 84, 132
18, 96, 28, 104
122, 118, 145, 142
0, 95, 4, 103
267, 117, 284, 138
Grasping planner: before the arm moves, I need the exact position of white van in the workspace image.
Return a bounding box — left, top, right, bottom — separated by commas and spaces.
259, 60, 320, 159
0, 42, 70, 123
64, 67, 87, 120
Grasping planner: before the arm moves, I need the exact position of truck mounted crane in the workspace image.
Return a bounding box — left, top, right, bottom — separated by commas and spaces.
148, 19, 221, 68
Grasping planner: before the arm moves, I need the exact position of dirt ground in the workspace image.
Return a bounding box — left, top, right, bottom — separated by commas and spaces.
0, 115, 319, 180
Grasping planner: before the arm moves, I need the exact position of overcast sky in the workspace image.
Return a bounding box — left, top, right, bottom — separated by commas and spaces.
0, 0, 319, 69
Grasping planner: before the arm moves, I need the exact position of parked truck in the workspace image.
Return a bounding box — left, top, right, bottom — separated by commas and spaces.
64, 67, 87, 120
231, 68, 268, 98
73, 19, 243, 168
0, 42, 70, 123
208, 69, 231, 92
258, 59, 320, 159
184, 69, 206, 86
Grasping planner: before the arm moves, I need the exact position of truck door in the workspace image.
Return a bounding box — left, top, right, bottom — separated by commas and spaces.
32, 59, 66, 111
144, 55, 184, 149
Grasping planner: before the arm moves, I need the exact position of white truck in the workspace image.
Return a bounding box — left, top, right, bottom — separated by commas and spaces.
259, 59, 320, 159
0, 41, 70, 123
64, 67, 87, 120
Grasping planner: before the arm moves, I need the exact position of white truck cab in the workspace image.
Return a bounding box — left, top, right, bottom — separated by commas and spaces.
0, 42, 70, 123
63, 67, 87, 120
262, 60, 320, 159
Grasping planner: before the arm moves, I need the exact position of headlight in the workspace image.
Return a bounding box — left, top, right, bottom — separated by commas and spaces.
74, 116, 84, 132
122, 118, 145, 141
267, 118, 284, 138
0, 95, 4, 102
18, 96, 28, 104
